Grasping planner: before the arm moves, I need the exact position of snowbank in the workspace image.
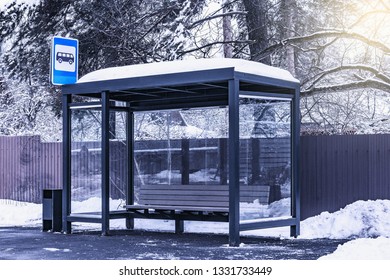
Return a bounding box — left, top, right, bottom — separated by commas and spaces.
300, 200, 390, 239
319, 237, 390, 260
0, 200, 41, 226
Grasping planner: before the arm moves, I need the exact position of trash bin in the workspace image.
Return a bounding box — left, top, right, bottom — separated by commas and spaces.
42, 189, 62, 232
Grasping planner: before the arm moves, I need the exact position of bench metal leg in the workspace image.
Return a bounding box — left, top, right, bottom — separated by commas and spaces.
63, 221, 72, 234
126, 217, 134, 230
175, 219, 184, 234
290, 224, 300, 238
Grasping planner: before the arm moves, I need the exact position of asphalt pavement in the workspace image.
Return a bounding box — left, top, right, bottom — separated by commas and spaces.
0, 226, 347, 260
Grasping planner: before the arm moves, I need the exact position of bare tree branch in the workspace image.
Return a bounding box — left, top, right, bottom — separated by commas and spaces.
259, 30, 390, 59
188, 11, 247, 29
302, 79, 390, 96
349, 9, 390, 29
179, 40, 252, 56
303, 64, 390, 89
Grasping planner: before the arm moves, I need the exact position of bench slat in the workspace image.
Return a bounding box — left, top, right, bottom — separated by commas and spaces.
141, 184, 270, 191
139, 199, 229, 208
125, 204, 228, 213
141, 190, 229, 196
127, 184, 271, 213
141, 190, 269, 195
140, 194, 229, 202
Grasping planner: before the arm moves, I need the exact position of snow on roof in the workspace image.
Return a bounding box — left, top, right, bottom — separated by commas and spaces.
78, 58, 299, 84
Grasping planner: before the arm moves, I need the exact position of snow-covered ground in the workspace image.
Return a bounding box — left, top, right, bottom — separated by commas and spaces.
1, 198, 390, 259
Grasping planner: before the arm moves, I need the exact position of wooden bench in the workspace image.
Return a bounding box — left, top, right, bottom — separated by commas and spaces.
125, 184, 274, 233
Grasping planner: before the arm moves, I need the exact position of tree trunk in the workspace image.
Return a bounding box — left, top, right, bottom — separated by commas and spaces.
242, 0, 270, 64
280, 0, 296, 76
223, 0, 233, 58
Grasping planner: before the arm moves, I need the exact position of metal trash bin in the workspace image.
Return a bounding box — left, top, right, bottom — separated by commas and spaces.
42, 189, 62, 232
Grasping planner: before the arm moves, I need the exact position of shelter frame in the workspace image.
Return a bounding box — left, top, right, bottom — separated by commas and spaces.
61, 60, 300, 246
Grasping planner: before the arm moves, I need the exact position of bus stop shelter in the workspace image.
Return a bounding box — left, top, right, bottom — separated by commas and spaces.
61, 58, 300, 246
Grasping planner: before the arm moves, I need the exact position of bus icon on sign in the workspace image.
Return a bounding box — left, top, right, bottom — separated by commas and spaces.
56, 52, 74, 64
53, 44, 76, 73
51, 36, 78, 85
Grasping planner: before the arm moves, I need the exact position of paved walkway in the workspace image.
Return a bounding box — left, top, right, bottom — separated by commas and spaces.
0, 227, 346, 260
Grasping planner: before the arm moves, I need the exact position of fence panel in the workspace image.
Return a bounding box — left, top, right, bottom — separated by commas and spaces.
2, 134, 390, 220
299, 134, 390, 219
0, 136, 62, 203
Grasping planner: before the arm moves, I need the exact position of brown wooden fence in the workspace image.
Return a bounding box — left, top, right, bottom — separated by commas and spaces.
2, 134, 390, 220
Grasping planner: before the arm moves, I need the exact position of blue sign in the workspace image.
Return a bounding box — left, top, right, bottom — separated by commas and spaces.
51, 36, 78, 85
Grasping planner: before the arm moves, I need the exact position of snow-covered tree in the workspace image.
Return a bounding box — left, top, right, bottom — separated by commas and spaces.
1, 0, 389, 138
0, 1, 62, 140
0, 0, 211, 138
294, 0, 390, 134
0, 74, 62, 141
241, 0, 390, 134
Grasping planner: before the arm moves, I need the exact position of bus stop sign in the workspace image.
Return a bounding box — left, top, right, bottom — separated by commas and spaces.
51, 36, 78, 85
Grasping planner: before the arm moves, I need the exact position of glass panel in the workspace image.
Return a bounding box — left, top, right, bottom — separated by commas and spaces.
70, 108, 102, 214
239, 96, 292, 222
70, 104, 128, 215
134, 111, 182, 188
133, 107, 228, 204
109, 111, 128, 211
184, 107, 228, 185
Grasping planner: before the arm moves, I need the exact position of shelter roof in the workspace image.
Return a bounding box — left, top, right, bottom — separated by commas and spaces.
77, 58, 298, 84
62, 58, 299, 110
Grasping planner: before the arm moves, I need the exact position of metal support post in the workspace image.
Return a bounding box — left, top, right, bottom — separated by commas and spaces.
219, 138, 228, 185
228, 79, 240, 247
290, 85, 301, 237
101, 91, 110, 235
181, 138, 190, 185
126, 109, 134, 230
62, 94, 72, 234
251, 138, 260, 185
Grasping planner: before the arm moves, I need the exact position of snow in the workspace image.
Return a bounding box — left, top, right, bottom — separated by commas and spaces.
319, 237, 390, 260
135, 123, 219, 140
1, 198, 390, 259
43, 248, 71, 253
300, 199, 390, 239
77, 58, 299, 84
0, 0, 39, 10
0, 200, 41, 226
